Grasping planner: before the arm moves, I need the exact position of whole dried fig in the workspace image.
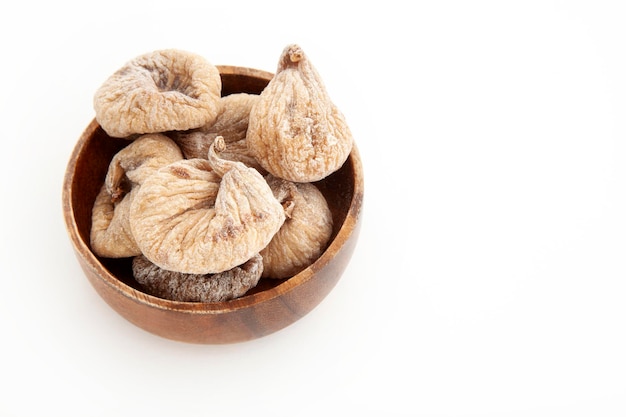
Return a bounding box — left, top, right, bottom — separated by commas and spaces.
129, 137, 286, 274
247, 44, 353, 182
104, 133, 185, 202
132, 253, 263, 303
261, 176, 333, 278
171, 93, 264, 171
199, 93, 259, 144
90, 134, 183, 258
93, 49, 222, 138
90, 186, 141, 258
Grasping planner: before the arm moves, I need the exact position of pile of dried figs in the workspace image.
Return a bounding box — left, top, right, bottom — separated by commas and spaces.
89, 44, 354, 303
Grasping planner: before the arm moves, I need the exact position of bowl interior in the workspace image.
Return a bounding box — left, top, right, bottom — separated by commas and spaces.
68, 66, 358, 301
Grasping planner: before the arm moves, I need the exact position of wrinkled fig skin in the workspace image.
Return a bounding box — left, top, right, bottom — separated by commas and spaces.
90, 134, 184, 258
261, 176, 333, 278
91, 186, 141, 258
132, 254, 263, 303
105, 134, 184, 202
199, 93, 259, 144
247, 44, 353, 182
93, 49, 222, 138
129, 138, 286, 274
171, 93, 264, 172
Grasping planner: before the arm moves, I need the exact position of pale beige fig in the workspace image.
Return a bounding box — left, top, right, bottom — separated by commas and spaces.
199, 93, 259, 144
171, 93, 264, 172
90, 186, 141, 258
90, 134, 184, 257
132, 253, 263, 303
247, 44, 353, 182
94, 49, 222, 138
260, 176, 333, 278
214, 138, 265, 174
104, 133, 185, 202
129, 137, 286, 274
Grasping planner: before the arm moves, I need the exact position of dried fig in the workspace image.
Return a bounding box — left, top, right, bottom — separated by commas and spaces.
261, 176, 333, 278
171, 93, 263, 172
104, 133, 185, 201
247, 44, 353, 182
90, 134, 184, 258
93, 49, 222, 138
200, 93, 259, 144
129, 137, 286, 274
90, 186, 141, 258
132, 253, 263, 303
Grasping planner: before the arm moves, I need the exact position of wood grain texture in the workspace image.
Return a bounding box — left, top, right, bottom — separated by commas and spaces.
62, 66, 363, 344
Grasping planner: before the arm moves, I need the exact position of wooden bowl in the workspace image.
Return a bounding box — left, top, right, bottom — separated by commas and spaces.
62, 65, 364, 344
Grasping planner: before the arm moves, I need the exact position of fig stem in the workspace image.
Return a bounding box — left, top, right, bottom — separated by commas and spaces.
208, 136, 236, 177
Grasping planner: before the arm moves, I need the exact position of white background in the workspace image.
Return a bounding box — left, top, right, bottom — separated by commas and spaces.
2, 1, 625, 416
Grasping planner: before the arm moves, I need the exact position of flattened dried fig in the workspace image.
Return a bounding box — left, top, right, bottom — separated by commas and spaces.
171, 93, 263, 172
261, 176, 333, 278
247, 44, 353, 182
94, 49, 222, 138
90, 186, 141, 258
90, 134, 184, 258
105, 133, 184, 202
200, 93, 259, 144
132, 253, 263, 303
129, 137, 286, 274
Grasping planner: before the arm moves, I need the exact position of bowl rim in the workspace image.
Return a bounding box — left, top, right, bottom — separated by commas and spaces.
62, 66, 364, 315
216, 64, 275, 81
